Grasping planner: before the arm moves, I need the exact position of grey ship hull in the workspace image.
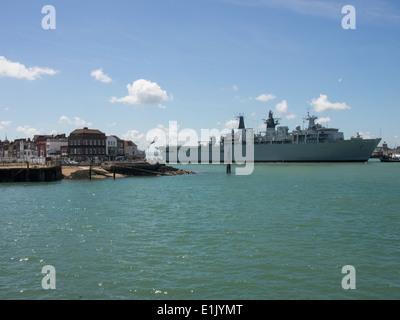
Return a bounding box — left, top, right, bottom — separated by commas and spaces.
162, 138, 381, 163
251, 138, 381, 162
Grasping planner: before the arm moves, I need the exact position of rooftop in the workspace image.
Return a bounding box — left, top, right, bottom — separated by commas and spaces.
70, 127, 105, 135
124, 140, 137, 147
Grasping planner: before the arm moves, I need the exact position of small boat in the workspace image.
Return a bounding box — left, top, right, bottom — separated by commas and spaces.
380, 154, 400, 162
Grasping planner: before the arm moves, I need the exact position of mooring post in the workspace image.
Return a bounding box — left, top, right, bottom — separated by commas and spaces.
226, 163, 231, 174
26, 161, 30, 182
113, 166, 116, 179
89, 162, 92, 180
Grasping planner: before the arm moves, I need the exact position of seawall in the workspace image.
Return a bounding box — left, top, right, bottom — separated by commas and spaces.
0, 165, 63, 183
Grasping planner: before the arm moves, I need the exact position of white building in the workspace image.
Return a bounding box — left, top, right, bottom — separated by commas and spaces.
124, 140, 138, 159
106, 135, 124, 160
46, 137, 68, 157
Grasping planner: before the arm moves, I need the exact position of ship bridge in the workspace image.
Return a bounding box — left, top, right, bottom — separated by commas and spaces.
253, 110, 345, 144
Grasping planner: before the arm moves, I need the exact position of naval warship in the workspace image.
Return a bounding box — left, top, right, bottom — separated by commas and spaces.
161, 110, 381, 163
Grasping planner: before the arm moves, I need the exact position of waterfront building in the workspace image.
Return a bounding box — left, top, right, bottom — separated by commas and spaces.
60, 145, 68, 158
124, 140, 139, 159
106, 135, 124, 160
0, 139, 10, 158
46, 134, 68, 158
0, 139, 7, 158
68, 127, 106, 161
33, 135, 53, 158
0, 138, 34, 161
12, 138, 34, 159
21, 138, 34, 159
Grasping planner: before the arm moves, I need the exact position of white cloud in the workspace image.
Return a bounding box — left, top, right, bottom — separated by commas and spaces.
59, 115, 92, 127
16, 125, 40, 138
49, 130, 58, 136
274, 100, 296, 120
232, 85, 238, 91
275, 100, 289, 114
316, 117, 331, 125
255, 93, 276, 102
146, 122, 205, 149
0, 56, 57, 80
0, 121, 11, 131
0, 120, 11, 126
90, 68, 112, 83
110, 79, 172, 107
122, 129, 146, 150
358, 131, 374, 139
122, 123, 181, 150
310, 94, 351, 113
224, 119, 239, 129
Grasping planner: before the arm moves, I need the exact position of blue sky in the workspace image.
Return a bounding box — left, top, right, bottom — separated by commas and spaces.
1, 0, 400, 149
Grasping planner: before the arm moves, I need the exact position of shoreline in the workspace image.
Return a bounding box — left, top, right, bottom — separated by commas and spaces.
0, 162, 196, 182
63, 162, 196, 180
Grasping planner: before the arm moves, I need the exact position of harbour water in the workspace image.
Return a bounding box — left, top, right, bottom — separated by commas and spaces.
1, 160, 399, 300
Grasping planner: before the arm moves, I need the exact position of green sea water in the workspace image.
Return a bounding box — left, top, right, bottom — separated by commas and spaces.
1, 161, 399, 300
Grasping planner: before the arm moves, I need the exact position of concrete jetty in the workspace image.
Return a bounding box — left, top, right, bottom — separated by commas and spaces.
0, 165, 63, 182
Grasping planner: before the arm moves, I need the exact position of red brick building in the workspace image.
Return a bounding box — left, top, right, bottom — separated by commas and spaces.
34, 135, 53, 158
